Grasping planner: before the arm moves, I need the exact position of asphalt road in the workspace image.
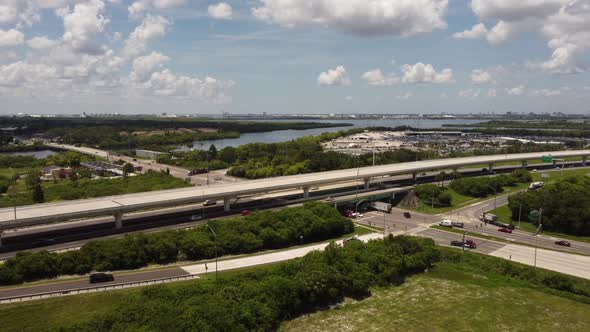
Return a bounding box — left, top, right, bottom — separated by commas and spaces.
453, 194, 590, 256
417, 228, 505, 254
0, 267, 189, 300
3, 221, 590, 301
355, 209, 437, 234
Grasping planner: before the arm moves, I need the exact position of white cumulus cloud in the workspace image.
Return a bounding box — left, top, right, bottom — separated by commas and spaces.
462, 0, 590, 74
453, 23, 488, 39
252, 0, 449, 37
0, 29, 24, 48
471, 69, 494, 84
208, 2, 232, 20
122, 15, 170, 59
401, 62, 454, 84
507, 85, 527, 96
26, 36, 58, 50
361, 69, 399, 86
131, 51, 169, 81
128, 0, 187, 19
318, 66, 351, 86
59, 0, 109, 55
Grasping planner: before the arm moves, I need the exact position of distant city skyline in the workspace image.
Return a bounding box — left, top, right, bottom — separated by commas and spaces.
0, 1, 589, 115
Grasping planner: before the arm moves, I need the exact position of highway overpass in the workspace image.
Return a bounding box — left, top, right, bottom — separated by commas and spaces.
0, 150, 588, 240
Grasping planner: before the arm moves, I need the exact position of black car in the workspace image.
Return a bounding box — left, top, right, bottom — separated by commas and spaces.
451, 240, 464, 247
403, 212, 412, 218
89, 272, 114, 284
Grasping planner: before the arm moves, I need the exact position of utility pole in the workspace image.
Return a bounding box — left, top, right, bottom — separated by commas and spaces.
534, 208, 543, 268
518, 203, 522, 228
205, 224, 218, 282
201, 191, 205, 219
383, 211, 386, 238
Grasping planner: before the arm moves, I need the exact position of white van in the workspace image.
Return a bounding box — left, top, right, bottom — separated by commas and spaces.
528, 182, 544, 190
439, 220, 454, 227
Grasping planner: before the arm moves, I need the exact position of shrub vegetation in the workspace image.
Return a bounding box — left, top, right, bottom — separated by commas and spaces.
0, 202, 354, 285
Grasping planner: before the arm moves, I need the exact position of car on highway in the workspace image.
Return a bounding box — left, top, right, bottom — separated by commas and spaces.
343, 236, 361, 245
325, 196, 334, 202
189, 215, 203, 221
498, 228, 513, 234
89, 272, 114, 284
241, 210, 250, 216
203, 200, 216, 206
344, 210, 355, 218
403, 212, 412, 218
555, 240, 571, 247
439, 220, 454, 227
451, 221, 464, 228
450, 239, 477, 249
464, 239, 477, 249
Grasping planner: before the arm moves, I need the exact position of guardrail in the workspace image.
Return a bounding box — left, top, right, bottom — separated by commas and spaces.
0, 274, 199, 304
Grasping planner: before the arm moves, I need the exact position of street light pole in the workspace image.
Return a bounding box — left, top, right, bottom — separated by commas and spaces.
205, 224, 218, 282
534, 209, 543, 268
518, 203, 522, 229
201, 191, 205, 219
383, 211, 386, 238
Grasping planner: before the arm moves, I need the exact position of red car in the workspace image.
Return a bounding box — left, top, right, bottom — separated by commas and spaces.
464, 239, 477, 249
241, 210, 250, 216
555, 240, 571, 247
344, 210, 355, 218
498, 228, 513, 234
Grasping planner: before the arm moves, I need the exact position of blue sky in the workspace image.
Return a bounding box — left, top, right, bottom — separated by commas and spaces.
0, 0, 589, 115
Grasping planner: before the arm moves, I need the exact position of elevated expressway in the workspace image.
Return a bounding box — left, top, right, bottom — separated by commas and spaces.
1, 150, 588, 244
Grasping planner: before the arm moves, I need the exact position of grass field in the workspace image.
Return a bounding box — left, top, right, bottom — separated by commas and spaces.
280, 263, 590, 332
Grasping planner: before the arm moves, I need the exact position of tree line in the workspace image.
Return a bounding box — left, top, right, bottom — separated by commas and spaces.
0, 202, 354, 285
62, 238, 590, 331
449, 169, 532, 198
0, 117, 350, 152
161, 128, 422, 179
63, 235, 439, 331
508, 175, 590, 236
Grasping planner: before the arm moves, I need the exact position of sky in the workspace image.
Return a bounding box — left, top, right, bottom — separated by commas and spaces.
0, 0, 589, 115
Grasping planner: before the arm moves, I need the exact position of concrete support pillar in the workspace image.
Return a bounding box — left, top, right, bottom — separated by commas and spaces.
114, 212, 123, 229
0, 229, 3, 247
583, 156, 588, 166
521, 161, 527, 169
303, 186, 310, 199
488, 163, 494, 173
553, 160, 557, 166
224, 197, 231, 212
364, 178, 371, 189
412, 171, 417, 182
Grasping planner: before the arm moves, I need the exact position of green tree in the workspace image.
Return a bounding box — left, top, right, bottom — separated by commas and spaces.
32, 182, 44, 203
25, 169, 41, 190
123, 163, 134, 177
208, 144, 218, 159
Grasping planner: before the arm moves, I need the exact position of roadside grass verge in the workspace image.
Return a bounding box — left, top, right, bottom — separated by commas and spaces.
0, 262, 287, 332
493, 205, 590, 244
280, 260, 590, 332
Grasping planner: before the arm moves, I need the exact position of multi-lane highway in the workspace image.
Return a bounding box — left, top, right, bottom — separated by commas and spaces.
452, 193, 590, 256
4, 209, 590, 303
2, 149, 589, 230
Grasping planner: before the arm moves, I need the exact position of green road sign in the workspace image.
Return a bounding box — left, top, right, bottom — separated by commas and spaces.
542, 155, 553, 163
